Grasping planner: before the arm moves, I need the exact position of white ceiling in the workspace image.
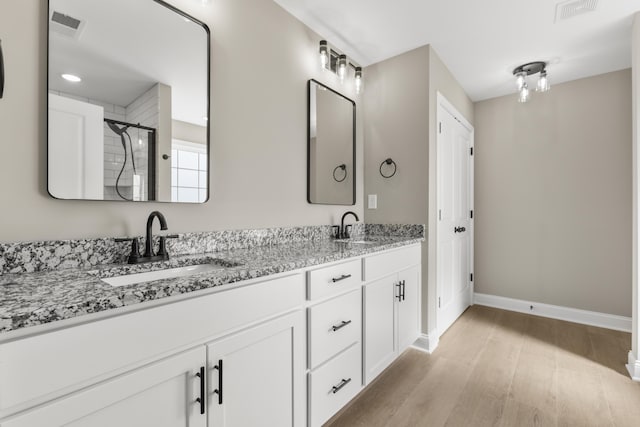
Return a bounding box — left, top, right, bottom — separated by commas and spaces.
273, 0, 640, 101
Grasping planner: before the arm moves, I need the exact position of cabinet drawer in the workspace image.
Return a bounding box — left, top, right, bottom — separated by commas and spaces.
309, 344, 361, 427
307, 259, 361, 301
308, 289, 361, 369
363, 244, 420, 282
0, 274, 304, 415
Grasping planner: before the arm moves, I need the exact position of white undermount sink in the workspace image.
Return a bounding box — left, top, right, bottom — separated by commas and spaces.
101, 263, 227, 287
334, 239, 377, 245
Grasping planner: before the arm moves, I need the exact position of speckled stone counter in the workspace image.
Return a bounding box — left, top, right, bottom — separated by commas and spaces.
0, 224, 424, 335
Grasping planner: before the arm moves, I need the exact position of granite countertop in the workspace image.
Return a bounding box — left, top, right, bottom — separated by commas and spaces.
0, 235, 422, 335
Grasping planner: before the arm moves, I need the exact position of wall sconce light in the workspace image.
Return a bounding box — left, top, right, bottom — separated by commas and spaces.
337, 54, 347, 82
317, 40, 364, 93
512, 61, 550, 103
354, 67, 363, 94
319, 40, 328, 70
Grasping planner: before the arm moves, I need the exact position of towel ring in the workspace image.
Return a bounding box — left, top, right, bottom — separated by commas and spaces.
379, 158, 397, 178
333, 164, 347, 182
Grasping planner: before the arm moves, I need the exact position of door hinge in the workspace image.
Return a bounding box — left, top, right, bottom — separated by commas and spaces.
439, 122, 442, 134
438, 297, 441, 308
470, 273, 473, 282
470, 210, 473, 219
470, 147, 474, 156
439, 209, 442, 220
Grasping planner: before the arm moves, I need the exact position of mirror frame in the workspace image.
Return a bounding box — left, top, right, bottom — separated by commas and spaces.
46, 0, 211, 203
307, 79, 356, 205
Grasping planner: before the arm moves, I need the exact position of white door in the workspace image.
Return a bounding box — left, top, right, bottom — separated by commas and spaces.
206, 311, 305, 427
0, 347, 207, 427
436, 94, 474, 336
48, 93, 104, 199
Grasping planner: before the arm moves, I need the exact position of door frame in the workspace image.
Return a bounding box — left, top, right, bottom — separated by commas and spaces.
435, 92, 474, 340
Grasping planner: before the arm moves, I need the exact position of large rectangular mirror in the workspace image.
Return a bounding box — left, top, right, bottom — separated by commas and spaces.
47, 0, 210, 203
307, 79, 355, 205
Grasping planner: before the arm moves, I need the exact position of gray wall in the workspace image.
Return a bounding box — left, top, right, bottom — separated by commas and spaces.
0, 0, 363, 242
363, 45, 474, 335
474, 69, 632, 317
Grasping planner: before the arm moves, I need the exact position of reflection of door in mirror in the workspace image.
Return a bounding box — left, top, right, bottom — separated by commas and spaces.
47, 0, 209, 203
308, 80, 355, 205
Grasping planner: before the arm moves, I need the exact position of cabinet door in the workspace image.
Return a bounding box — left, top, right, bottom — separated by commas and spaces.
0, 347, 206, 427
207, 311, 305, 427
397, 266, 421, 351
363, 274, 397, 385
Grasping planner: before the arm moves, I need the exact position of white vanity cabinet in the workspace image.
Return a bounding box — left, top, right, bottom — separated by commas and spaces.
0, 346, 207, 427
363, 245, 421, 385
206, 311, 305, 427
0, 273, 306, 427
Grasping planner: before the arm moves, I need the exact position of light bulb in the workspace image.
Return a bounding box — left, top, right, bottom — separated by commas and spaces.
338, 55, 347, 82
537, 70, 550, 92
518, 82, 530, 103
515, 72, 526, 91
354, 67, 363, 94
319, 40, 328, 70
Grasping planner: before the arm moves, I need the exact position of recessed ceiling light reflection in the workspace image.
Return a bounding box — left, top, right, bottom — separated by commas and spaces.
61, 74, 82, 83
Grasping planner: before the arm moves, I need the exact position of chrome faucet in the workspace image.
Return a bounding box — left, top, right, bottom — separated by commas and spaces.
339, 211, 359, 239
116, 211, 177, 264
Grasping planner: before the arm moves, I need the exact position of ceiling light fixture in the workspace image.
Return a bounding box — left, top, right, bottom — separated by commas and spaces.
61, 73, 82, 83
512, 61, 550, 103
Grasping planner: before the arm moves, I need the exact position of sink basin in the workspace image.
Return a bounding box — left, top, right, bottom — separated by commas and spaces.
101, 263, 228, 287
334, 239, 377, 245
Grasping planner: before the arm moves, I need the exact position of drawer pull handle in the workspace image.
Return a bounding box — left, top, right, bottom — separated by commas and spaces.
195, 366, 205, 415
213, 359, 223, 405
331, 274, 352, 283
331, 378, 352, 394
331, 320, 352, 332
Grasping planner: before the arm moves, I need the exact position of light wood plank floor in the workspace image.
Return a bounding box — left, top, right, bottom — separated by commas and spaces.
325, 305, 640, 427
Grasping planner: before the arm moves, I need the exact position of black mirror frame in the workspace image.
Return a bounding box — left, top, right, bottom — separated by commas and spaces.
307, 79, 356, 206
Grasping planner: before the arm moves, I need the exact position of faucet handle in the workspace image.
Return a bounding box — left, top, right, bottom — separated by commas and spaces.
157, 234, 178, 257
332, 226, 340, 239
115, 238, 141, 263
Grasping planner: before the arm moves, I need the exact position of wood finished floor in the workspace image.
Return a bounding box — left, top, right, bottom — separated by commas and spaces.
325, 305, 640, 427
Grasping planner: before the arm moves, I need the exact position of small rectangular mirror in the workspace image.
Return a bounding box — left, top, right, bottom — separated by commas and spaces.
307, 79, 355, 205
47, 0, 210, 203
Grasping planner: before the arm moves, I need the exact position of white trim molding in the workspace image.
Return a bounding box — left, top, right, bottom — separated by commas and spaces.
412, 331, 439, 354
627, 351, 640, 381
473, 293, 632, 333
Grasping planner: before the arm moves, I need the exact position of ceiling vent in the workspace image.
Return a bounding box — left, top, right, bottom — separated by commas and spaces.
50, 11, 85, 39
555, 0, 598, 22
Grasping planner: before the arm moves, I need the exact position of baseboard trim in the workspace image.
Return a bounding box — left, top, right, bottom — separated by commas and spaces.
411, 332, 439, 354
473, 293, 632, 333
627, 351, 640, 381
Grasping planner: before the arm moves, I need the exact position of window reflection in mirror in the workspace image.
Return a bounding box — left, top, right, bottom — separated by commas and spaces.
47, 0, 210, 203
307, 79, 356, 205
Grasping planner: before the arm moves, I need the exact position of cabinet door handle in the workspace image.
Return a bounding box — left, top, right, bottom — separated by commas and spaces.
401, 280, 406, 301
331, 320, 352, 332
213, 359, 223, 405
396, 282, 402, 301
195, 366, 205, 415
331, 274, 351, 283
331, 378, 352, 394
